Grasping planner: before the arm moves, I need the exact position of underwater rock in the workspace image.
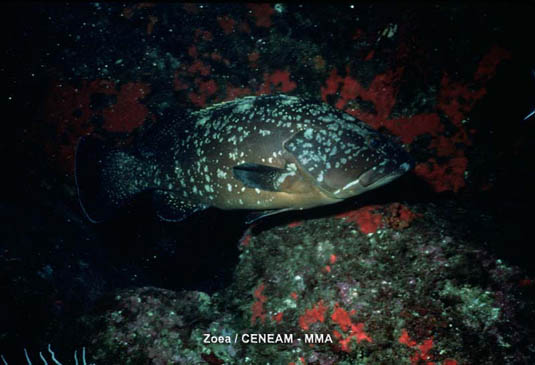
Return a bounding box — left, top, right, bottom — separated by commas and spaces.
81, 201, 534, 364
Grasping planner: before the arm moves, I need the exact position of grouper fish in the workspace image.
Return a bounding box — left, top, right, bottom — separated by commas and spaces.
75, 94, 413, 223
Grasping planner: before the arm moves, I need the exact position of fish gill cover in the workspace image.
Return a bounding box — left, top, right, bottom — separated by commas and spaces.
2, 2, 535, 364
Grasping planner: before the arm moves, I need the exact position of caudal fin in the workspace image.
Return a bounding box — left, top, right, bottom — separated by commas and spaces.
75, 135, 149, 223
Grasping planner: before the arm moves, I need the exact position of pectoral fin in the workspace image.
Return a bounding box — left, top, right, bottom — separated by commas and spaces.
233, 163, 287, 192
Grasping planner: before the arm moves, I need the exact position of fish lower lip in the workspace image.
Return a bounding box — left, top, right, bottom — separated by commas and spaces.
359, 169, 381, 187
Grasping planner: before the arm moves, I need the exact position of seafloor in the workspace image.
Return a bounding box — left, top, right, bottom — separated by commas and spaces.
2, 2, 534, 364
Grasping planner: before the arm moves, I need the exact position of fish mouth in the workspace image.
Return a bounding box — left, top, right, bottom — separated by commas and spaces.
359, 161, 412, 188
330, 160, 413, 199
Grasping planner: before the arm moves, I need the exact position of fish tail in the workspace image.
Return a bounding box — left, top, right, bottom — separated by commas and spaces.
75, 135, 149, 223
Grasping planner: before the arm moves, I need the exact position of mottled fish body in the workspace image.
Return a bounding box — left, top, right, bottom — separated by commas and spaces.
75, 94, 413, 223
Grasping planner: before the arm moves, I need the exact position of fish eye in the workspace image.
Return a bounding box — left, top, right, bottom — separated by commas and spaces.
367, 135, 382, 149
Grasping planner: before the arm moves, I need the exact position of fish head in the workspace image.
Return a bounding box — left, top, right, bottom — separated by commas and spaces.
283, 121, 413, 201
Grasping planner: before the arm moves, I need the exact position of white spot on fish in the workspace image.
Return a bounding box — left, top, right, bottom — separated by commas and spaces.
276, 163, 297, 187
280, 95, 299, 105
233, 99, 253, 113
259, 129, 271, 136
217, 169, 227, 178
196, 116, 209, 127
